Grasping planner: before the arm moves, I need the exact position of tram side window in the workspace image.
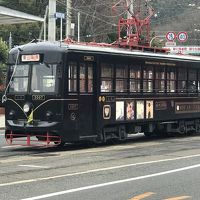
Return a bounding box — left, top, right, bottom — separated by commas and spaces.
116, 64, 128, 92
68, 62, 77, 93
155, 67, 165, 93
79, 63, 93, 93
143, 66, 153, 93
188, 69, 197, 93
88, 64, 93, 93
80, 63, 86, 93
167, 68, 176, 93
130, 65, 141, 93
178, 68, 187, 93
101, 63, 114, 93
198, 71, 200, 92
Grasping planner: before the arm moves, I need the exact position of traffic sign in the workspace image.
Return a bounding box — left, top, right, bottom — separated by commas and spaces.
177, 32, 188, 42
166, 32, 176, 41
165, 41, 176, 47
54, 12, 65, 19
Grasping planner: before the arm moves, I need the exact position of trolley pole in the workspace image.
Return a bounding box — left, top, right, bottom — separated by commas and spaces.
66, 0, 72, 38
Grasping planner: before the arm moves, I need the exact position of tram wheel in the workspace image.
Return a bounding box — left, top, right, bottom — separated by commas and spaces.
144, 132, 152, 137
55, 141, 65, 147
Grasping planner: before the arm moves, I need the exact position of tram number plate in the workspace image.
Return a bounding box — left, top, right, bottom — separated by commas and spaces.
155, 101, 167, 110
32, 95, 45, 101
15, 95, 25, 100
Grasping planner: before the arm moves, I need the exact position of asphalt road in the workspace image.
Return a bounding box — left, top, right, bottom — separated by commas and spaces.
1, 131, 200, 200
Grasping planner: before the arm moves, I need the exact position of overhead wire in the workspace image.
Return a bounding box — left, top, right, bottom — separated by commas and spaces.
56, 0, 200, 43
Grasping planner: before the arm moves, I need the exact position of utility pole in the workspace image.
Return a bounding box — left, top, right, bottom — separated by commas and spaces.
39, 6, 48, 41
78, 12, 80, 42
66, 0, 72, 38
48, 0, 56, 41
127, 0, 134, 18
9, 32, 12, 50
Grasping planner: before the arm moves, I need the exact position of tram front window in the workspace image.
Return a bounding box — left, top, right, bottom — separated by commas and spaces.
9, 65, 29, 93
31, 64, 57, 93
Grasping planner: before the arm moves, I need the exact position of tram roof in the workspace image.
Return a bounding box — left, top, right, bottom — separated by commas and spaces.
9, 41, 200, 63
0, 6, 44, 25
66, 44, 200, 62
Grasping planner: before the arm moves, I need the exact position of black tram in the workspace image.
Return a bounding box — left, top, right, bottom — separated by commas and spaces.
3, 41, 200, 146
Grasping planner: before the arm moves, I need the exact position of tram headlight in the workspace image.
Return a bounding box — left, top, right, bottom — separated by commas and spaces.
23, 104, 30, 113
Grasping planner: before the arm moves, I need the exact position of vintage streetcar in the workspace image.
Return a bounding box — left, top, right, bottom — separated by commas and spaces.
3, 41, 200, 146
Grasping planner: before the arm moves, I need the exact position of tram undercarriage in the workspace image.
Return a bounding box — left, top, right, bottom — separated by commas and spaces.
102, 118, 200, 142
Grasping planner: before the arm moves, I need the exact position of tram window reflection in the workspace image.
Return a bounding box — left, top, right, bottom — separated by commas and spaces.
68, 62, 77, 93
143, 66, 153, 93
130, 65, 141, 93
101, 63, 114, 93
9, 65, 29, 93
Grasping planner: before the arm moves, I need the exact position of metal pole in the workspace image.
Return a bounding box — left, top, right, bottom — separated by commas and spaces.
78, 12, 80, 42
39, 6, 48, 41
66, 0, 72, 38
44, 6, 48, 41
9, 32, 12, 50
44, 19, 46, 41
60, 18, 63, 41
48, 0, 56, 41
126, 0, 134, 18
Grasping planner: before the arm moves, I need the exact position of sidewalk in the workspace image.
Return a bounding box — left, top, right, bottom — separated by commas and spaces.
0, 114, 5, 130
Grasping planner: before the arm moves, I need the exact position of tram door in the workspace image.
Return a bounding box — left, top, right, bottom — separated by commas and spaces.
78, 61, 96, 138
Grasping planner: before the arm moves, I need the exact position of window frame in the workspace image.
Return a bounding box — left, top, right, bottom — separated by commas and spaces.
129, 65, 141, 93
143, 66, 154, 93
177, 67, 187, 93
155, 66, 165, 93
166, 67, 176, 93
115, 64, 128, 93
79, 62, 93, 94
68, 61, 78, 93
100, 63, 114, 93
188, 69, 197, 93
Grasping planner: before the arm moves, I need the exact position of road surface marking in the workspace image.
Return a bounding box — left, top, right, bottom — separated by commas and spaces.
21, 163, 200, 200
129, 192, 155, 200
164, 196, 191, 200
18, 165, 50, 169
1, 153, 200, 187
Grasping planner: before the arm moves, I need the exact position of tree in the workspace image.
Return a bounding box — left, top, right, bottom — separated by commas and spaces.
0, 38, 8, 90
0, 0, 199, 45
0, 38, 8, 65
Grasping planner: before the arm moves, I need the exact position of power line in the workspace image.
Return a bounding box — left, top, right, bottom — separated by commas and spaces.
57, 0, 118, 26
